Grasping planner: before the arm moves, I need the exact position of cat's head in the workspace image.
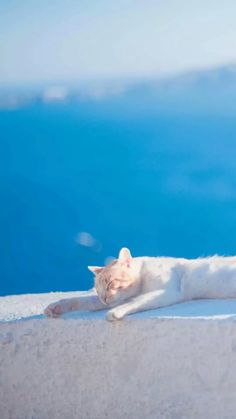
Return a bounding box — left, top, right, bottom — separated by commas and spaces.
88, 247, 139, 306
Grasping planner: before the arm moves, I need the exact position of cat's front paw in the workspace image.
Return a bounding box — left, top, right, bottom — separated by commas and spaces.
106, 308, 125, 321
44, 301, 65, 318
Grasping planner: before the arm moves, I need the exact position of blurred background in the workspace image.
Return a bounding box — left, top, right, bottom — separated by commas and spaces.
1, 1, 236, 295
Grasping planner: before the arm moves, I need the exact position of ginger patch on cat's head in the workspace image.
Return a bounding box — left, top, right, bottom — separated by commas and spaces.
88, 247, 135, 305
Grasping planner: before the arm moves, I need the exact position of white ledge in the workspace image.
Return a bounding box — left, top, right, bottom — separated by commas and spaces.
1, 292, 236, 419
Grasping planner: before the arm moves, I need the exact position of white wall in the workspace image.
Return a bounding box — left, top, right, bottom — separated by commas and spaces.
1, 292, 236, 419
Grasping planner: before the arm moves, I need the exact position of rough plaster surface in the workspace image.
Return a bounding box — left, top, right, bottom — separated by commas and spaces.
1, 292, 236, 419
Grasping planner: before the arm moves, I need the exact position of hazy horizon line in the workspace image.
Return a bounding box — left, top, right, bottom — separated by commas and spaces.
1, 60, 236, 91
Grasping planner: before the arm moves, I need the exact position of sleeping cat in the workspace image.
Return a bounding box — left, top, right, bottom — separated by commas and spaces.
44, 247, 236, 321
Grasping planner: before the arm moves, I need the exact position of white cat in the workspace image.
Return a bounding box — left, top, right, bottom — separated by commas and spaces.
44, 247, 236, 321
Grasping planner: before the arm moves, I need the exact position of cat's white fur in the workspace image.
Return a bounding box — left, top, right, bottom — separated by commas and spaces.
44, 247, 236, 321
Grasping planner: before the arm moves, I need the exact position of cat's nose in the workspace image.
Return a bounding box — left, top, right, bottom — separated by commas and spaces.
100, 294, 107, 304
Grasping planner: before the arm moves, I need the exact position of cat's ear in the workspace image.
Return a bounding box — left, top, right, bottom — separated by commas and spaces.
88, 266, 103, 275
118, 247, 132, 264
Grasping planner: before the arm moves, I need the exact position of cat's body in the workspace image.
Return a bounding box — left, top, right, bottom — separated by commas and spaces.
44, 248, 236, 321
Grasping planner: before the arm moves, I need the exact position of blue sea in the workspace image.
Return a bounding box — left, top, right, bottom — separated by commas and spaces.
1, 74, 236, 295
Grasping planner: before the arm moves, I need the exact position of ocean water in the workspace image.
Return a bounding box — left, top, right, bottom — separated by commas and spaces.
1, 81, 236, 295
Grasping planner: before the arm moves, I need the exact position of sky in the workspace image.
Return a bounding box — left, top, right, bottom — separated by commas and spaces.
1, 0, 236, 85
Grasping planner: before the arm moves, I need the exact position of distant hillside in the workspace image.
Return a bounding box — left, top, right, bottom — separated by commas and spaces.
1, 63, 236, 113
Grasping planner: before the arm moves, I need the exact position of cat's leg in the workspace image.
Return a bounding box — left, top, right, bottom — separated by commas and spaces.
106, 288, 183, 321
44, 292, 106, 318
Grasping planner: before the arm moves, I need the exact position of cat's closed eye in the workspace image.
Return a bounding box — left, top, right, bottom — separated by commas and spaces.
108, 280, 124, 290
